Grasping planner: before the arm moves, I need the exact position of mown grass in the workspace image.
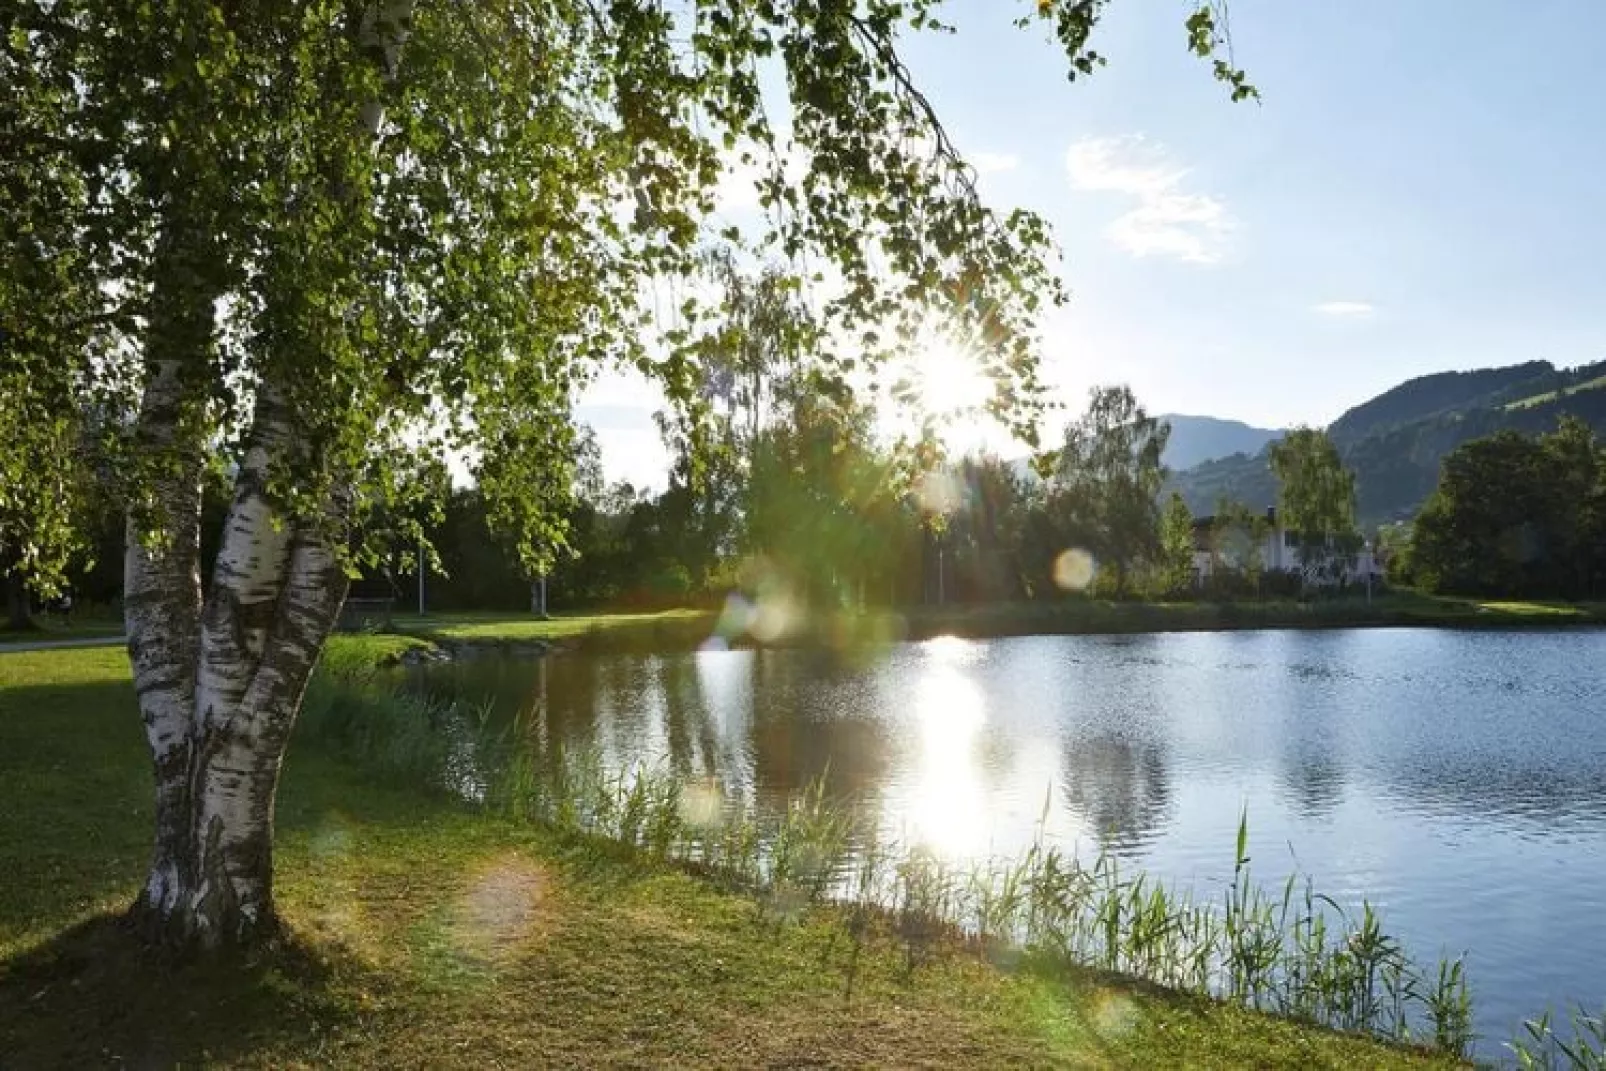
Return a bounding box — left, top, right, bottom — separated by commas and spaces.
0, 618, 126, 643
395, 608, 716, 644
0, 645, 1469, 1068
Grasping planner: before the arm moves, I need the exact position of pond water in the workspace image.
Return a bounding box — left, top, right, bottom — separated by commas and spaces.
414, 627, 1606, 1049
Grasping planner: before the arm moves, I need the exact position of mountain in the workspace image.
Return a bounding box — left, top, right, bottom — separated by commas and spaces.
1157, 414, 1284, 472
1325, 362, 1555, 445
1167, 359, 1606, 526
1001, 414, 1280, 487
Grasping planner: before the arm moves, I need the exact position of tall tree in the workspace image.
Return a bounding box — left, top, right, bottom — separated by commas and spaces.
746, 383, 901, 611
1268, 427, 1359, 584
1156, 491, 1196, 597
655, 251, 816, 588
3, 0, 1252, 949
947, 455, 1034, 603
1049, 385, 1170, 595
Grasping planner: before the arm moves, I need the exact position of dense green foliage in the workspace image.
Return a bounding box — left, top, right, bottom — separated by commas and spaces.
1403, 418, 1606, 599
479, 384, 1256, 608
1045, 386, 1170, 594
43, 378, 1369, 613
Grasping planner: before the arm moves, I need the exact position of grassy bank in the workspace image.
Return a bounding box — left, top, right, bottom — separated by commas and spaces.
11, 594, 1597, 657
0, 645, 1463, 1068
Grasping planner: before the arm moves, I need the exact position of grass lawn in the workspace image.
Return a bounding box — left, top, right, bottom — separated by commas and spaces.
391, 608, 716, 645
0, 644, 1460, 1068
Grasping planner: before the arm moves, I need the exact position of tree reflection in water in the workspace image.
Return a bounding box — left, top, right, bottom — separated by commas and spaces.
1059, 732, 1172, 854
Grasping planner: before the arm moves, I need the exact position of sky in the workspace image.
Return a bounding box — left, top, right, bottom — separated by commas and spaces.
576, 0, 1606, 490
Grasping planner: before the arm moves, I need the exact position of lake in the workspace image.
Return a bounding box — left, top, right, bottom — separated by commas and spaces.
413, 627, 1606, 1050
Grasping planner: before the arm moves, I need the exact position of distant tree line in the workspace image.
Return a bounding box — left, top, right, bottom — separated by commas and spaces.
282, 404, 1606, 611
26, 387, 1377, 620
373, 387, 1367, 614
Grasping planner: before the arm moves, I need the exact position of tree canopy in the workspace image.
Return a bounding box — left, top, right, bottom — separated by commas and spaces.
1267, 426, 1358, 580
1406, 418, 1606, 598
2, 1, 1244, 583
1048, 385, 1170, 593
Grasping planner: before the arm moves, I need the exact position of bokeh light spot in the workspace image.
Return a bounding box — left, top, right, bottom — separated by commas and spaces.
678, 777, 725, 829
1052, 547, 1096, 591
914, 470, 963, 516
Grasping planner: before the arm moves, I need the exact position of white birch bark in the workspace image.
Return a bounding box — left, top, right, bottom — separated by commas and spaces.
126, 358, 205, 921
126, 1, 414, 949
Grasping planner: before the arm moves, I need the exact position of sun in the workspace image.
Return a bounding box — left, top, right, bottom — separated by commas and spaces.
875, 324, 1021, 457
912, 334, 996, 421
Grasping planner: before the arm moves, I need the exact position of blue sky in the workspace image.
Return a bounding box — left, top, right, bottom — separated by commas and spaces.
577, 0, 1606, 489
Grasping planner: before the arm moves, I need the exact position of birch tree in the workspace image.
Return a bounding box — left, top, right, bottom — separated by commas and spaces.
1269, 426, 1360, 583
1, 0, 1253, 950
1050, 385, 1171, 595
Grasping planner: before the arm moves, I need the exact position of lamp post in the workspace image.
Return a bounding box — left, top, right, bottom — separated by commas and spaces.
416, 532, 425, 617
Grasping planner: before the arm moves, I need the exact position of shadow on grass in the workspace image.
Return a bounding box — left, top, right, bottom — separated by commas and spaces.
0, 661, 451, 1066
0, 914, 391, 1067
0, 675, 152, 945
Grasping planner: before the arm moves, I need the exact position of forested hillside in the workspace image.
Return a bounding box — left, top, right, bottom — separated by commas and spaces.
1168, 359, 1606, 524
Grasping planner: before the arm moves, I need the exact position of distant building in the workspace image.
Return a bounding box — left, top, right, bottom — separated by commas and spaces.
1189, 506, 1382, 589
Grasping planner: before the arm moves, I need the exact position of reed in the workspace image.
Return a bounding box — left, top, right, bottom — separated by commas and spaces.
1510, 1007, 1606, 1070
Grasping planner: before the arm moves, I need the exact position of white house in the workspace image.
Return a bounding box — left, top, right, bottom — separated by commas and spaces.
1191, 507, 1383, 589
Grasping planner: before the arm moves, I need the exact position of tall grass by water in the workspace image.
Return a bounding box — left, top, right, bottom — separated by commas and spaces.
297, 649, 1600, 1066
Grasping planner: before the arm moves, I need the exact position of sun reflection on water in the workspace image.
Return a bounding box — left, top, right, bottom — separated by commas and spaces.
901, 637, 990, 859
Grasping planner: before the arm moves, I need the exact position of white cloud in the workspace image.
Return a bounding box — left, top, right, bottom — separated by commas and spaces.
970, 151, 1020, 175
1312, 300, 1376, 318
1065, 135, 1233, 264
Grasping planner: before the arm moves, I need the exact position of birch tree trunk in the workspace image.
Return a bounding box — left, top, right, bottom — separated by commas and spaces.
124, 244, 351, 948
127, 469, 350, 948
123, 0, 410, 950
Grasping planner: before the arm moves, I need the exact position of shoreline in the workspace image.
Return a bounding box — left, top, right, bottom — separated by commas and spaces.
13, 598, 1604, 667
337, 596, 1606, 664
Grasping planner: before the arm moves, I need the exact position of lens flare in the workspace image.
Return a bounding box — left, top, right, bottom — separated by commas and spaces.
678, 777, 725, 829
1052, 547, 1096, 591
914, 469, 964, 516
